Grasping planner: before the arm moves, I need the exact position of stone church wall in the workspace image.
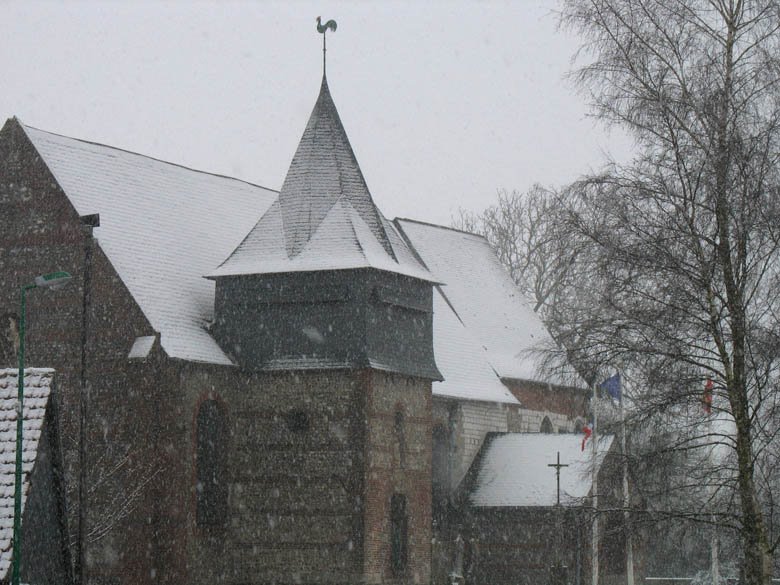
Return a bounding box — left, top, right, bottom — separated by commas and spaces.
0, 118, 184, 585
363, 371, 432, 585
180, 367, 368, 585
178, 366, 433, 585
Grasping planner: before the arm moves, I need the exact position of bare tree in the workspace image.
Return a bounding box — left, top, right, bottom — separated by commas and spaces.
557, 1, 780, 582
456, 186, 586, 316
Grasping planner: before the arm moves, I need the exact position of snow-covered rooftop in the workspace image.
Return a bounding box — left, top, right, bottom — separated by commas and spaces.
22, 122, 278, 365
0, 368, 53, 576
396, 219, 563, 384
211, 77, 431, 282
469, 432, 614, 507
210, 200, 431, 281
431, 290, 518, 404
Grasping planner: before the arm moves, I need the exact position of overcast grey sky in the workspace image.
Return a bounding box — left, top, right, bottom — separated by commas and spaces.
1, 1, 632, 226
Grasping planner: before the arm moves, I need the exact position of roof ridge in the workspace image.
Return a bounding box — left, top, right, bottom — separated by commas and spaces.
21, 122, 279, 194
394, 217, 489, 241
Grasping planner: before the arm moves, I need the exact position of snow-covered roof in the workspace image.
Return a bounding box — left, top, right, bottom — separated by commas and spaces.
431, 290, 518, 404
395, 219, 563, 384
21, 122, 278, 365
0, 368, 53, 576
211, 77, 432, 282
469, 433, 614, 507
128, 336, 156, 360
210, 200, 431, 281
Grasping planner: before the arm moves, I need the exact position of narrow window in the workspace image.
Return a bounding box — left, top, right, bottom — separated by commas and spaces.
393, 409, 406, 468
390, 493, 408, 576
540, 416, 553, 434
432, 424, 450, 498
196, 400, 227, 527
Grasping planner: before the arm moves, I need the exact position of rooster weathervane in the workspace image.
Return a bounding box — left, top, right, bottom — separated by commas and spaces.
316, 16, 337, 75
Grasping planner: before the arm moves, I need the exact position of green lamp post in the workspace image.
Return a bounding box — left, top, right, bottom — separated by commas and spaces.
13, 271, 72, 585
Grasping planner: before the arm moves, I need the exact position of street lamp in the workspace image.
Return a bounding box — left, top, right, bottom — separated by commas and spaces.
13, 271, 72, 585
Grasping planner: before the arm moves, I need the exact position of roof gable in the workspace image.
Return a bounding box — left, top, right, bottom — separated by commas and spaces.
211, 198, 432, 280
21, 122, 278, 364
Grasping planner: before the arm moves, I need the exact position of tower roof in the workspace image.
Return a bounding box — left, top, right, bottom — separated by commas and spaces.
281, 76, 391, 257
210, 77, 432, 281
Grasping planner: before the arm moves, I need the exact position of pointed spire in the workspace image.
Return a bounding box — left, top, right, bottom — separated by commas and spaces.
278, 76, 395, 259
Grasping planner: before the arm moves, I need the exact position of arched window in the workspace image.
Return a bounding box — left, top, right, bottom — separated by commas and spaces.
196, 399, 227, 527
393, 409, 406, 468
390, 493, 408, 576
540, 416, 554, 434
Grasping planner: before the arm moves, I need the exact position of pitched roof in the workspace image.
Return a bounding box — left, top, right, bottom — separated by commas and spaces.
395, 219, 568, 384
431, 289, 518, 404
281, 76, 391, 257
0, 368, 53, 576
209, 199, 431, 281
21, 122, 278, 365
468, 432, 614, 507
210, 78, 432, 282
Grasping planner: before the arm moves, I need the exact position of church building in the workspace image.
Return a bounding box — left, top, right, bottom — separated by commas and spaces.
0, 31, 625, 585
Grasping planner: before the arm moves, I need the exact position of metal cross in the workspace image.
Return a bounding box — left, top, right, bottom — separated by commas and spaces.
548, 451, 569, 507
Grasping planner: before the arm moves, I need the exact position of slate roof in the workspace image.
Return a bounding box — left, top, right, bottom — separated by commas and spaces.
210, 77, 432, 282
395, 219, 571, 385
0, 368, 53, 576
468, 432, 614, 507
431, 289, 518, 404
21, 122, 278, 365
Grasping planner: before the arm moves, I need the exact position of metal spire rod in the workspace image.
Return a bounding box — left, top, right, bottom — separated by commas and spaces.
316, 17, 337, 77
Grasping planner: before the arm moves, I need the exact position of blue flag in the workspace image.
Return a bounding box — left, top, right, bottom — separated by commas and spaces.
599, 373, 621, 402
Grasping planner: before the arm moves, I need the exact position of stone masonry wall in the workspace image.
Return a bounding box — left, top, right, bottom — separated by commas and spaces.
0, 118, 183, 585
363, 371, 432, 584
181, 366, 368, 585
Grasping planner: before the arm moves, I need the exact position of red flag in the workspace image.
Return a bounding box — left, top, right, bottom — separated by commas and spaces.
581, 423, 593, 451
703, 379, 713, 414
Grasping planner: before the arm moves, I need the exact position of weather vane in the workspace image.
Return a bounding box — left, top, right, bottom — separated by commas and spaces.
316, 16, 337, 76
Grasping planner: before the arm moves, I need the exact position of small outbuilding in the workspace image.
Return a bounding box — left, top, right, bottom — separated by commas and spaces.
0, 368, 70, 585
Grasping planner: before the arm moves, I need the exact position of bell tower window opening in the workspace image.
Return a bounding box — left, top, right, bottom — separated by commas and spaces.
393, 408, 406, 468
390, 493, 408, 576
196, 399, 228, 527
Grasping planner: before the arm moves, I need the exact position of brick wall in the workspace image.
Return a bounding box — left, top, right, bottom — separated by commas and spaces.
363, 371, 432, 585
505, 380, 588, 430
180, 366, 368, 585
0, 118, 184, 585
1, 118, 438, 585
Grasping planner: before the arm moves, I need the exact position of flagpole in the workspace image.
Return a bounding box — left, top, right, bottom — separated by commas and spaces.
591, 383, 599, 585
621, 390, 634, 585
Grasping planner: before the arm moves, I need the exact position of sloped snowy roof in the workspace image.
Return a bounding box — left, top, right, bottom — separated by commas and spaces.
432, 290, 518, 404
396, 219, 564, 384
210, 199, 432, 281
469, 433, 614, 507
21, 122, 278, 365
280, 76, 392, 258
0, 368, 53, 576
213, 77, 431, 282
